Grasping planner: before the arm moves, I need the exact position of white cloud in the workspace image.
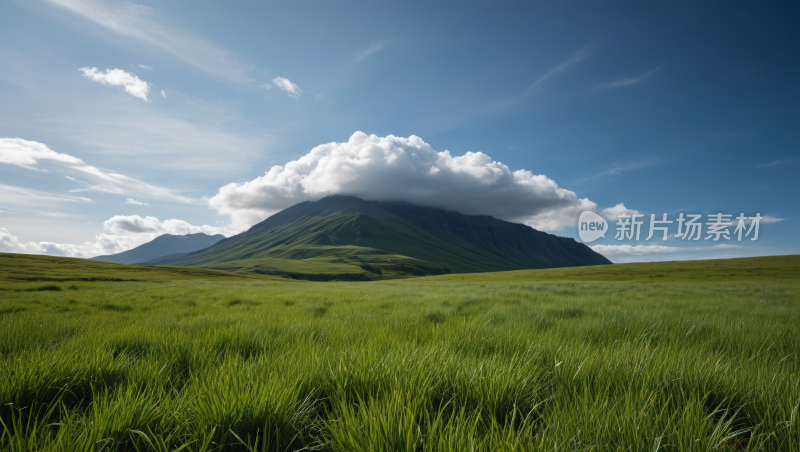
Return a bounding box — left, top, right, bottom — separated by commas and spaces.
80, 67, 151, 100
590, 158, 659, 179
528, 48, 587, 90
755, 159, 799, 168
46, 0, 250, 81
358, 40, 388, 61
591, 243, 743, 256
0, 138, 193, 204
272, 77, 301, 99
0, 137, 84, 169
0, 216, 231, 258
160, 90, 166, 98
261, 83, 273, 90
600, 203, 643, 221
125, 198, 151, 207
103, 215, 228, 236
0, 183, 92, 209
208, 132, 622, 232
600, 67, 660, 89
138, 64, 152, 70
761, 215, 785, 224
711, 244, 742, 250
69, 165, 193, 203
48, 108, 267, 174
591, 243, 680, 255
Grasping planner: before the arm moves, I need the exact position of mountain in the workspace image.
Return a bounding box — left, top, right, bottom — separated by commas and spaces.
151, 195, 610, 280
372, 201, 610, 268
90, 233, 226, 265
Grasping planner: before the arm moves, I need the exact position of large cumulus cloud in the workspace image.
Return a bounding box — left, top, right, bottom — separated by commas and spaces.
210, 132, 618, 231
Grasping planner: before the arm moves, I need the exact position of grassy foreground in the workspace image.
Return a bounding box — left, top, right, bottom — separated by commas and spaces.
1, 253, 799, 451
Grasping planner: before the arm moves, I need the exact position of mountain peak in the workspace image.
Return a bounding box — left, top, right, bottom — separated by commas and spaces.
90, 232, 225, 264
155, 197, 610, 279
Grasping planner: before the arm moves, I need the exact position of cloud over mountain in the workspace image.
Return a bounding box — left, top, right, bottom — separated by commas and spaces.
209, 132, 622, 231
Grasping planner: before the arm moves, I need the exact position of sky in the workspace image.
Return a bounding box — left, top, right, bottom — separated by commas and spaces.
0, 0, 797, 263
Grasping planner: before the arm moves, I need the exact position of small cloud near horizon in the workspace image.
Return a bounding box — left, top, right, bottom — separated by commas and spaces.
592, 242, 743, 256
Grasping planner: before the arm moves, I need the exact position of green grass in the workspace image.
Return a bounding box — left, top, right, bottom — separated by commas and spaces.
1, 253, 799, 451
196, 245, 452, 280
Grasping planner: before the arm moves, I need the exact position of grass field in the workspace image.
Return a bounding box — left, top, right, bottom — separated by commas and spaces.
1, 253, 798, 451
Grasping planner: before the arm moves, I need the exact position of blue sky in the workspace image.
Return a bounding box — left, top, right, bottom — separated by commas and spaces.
0, 0, 797, 262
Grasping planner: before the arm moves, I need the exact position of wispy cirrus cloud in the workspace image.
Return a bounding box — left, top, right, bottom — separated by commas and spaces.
592, 158, 660, 178
0, 137, 83, 169
357, 40, 388, 61
26, 102, 269, 174
69, 164, 193, 203
528, 48, 588, 91
759, 215, 785, 224
755, 159, 799, 168
0, 138, 193, 204
474, 48, 589, 119
125, 198, 151, 207
79, 67, 150, 100
599, 67, 661, 89
45, 0, 251, 82
272, 77, 302, 99
0, 183, 92, 208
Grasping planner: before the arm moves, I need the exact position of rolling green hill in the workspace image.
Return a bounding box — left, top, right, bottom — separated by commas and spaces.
151, 195, 610, 279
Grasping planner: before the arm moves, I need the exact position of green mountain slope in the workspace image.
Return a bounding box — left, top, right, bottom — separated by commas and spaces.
91, 233, 225, 264
154, 195, 610, 279
373, 201, 611, 268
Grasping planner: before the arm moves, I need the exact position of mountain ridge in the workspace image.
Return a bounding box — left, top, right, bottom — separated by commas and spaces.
91, 232, 226, 265
151, 195, 610, 279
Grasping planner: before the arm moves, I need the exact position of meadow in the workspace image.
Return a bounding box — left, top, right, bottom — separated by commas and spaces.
1, 253, 798, 451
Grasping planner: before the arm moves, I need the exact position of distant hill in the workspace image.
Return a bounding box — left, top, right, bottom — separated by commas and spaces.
151, 195, 610, 279
90, 233, 226, 264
